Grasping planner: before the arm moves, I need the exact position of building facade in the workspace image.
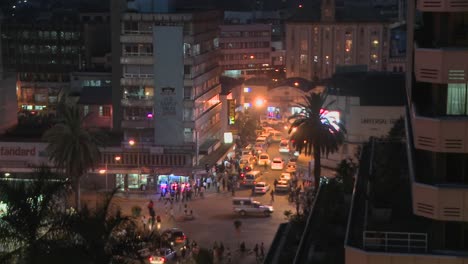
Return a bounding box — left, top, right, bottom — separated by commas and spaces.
286, 0, 392, 80
116, 1, 223, 166
345, 0, 468, 262
1, 10, 110, 114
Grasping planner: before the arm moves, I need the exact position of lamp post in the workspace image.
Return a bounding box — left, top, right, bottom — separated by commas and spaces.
129, 139, 141, 188
99, 155, 122, 191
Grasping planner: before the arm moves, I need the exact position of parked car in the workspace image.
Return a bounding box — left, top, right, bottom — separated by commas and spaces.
146, 248, 177, 264
239, 158, 253, 172
271, 131, 282, 142
278, 140, 290, 153
254, 182, 271, 194
280, 172, 291, 181
286, 164, 297, 173
270, 158, 284, 170
275, 180, 290, 192
257, 154, 271, 166
161, 228, 187, 246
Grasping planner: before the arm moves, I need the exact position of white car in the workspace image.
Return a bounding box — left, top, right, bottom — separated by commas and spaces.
280, 172, 292, 181
254, 182, 271, 194
257, 154, 271, 166
270, 158, 284, 170
279, 140, 290, 153
254, 143, 265, 154
256, 136, 267, 145
275, 180, 290, 192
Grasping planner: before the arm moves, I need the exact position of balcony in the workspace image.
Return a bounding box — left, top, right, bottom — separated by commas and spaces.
411, 114, 468, 153
120, 34, 152, 44
417, 0, 468, 12
120, 77, 153, 87
121, 97, 154, 107
120, 55, 153, 65
121, 118, 153, 129
414, 48, 468, 84
412, 182, 468, 221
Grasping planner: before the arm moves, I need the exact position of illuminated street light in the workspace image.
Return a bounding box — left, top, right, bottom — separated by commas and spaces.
128, 139, 135, 146
115, 156, 121, 161
255, 98, 265, 107
99, 169, 106, 174
294, 82, 300, 87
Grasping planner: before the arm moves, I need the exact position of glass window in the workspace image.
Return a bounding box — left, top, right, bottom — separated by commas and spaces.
446, 83, 467, 115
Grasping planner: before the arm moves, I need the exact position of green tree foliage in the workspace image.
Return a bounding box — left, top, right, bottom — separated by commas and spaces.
289, 93, 346, 190
43, 98, 106, 210
0, 167, 69, 264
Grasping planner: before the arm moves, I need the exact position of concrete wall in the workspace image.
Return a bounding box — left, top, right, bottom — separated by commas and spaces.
153, 26, 184, 146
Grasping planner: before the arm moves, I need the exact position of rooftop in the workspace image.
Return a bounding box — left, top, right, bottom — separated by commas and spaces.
326, 72, 406, 106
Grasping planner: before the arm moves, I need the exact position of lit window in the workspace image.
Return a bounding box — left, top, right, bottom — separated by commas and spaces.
244, 87, 251, 93
84, 105, 89, 116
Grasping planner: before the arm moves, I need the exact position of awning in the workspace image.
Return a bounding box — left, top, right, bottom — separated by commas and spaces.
199, 139, 220, 155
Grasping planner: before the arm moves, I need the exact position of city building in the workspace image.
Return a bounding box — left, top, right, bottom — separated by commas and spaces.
0, 7, 110, 114
110, 0, 224, 188
286, 0, 393, 80
77, 87, 113, 130
344, 0, 468, 262
220, 11, 287, 79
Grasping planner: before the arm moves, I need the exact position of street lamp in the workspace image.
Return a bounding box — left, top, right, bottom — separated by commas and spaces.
100, 155, 122, 191
129, 139, 141, 189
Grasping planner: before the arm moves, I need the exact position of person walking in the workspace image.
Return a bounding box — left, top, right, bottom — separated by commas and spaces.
253, 243, 259, 258
141, 215, 148, 232
270, 189, 275, 202
260, 242, 265, 258
147, 200, 154, 215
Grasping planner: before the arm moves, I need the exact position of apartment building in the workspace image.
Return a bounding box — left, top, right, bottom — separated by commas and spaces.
344, 0, 468, 262
286, 0, 392, 80
114, 0, 223, 166
220, 11, 287, 78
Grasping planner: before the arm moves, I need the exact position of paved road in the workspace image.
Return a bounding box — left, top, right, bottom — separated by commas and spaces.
83, 127, 337, 263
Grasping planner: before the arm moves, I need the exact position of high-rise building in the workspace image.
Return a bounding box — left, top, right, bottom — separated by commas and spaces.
406, 0, 468, 255
113, 0, 223, 165
343, 0, 468, 262
286, 0, 393, 81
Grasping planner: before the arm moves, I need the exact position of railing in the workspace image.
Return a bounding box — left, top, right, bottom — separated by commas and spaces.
122, 52, 153, 57
363, 231, 427, 253
123, 73, 154, 78
122, 30, 152, 35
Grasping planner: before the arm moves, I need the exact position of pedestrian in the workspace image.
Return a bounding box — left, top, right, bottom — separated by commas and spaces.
260, 242, 265, 257
216, 181, 221, 193
270, 189, 275, 202
206, 176, 212, 189
274, 178, 278, 188
169, 206, 175, 222
147, 200, 154, 215
253, 243, 259, 258
219, 242, 225, 257
222, 178, 226, 191
226, 247, 232, 263
264, 162, 268, 171
141, 215, 148, 231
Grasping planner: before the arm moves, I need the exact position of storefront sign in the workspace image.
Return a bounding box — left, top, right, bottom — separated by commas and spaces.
227, 99, 236, 125
224, 132, 233, 144
361, 118, 399, 125
0, 146, 36, 156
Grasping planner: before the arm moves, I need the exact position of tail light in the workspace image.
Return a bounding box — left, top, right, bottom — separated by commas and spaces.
161, 257, 166, 263
149, 257, 153, 262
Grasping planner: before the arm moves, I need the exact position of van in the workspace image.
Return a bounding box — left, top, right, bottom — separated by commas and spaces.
241, 170, 262, 186
232, 197, 274, 217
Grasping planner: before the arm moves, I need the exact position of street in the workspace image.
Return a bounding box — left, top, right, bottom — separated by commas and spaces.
96, 126, 336, 263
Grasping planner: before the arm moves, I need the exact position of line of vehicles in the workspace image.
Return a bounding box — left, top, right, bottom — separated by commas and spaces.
232, 121, 300, 218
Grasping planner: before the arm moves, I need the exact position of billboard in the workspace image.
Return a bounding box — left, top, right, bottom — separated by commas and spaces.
227, 99, 236, 125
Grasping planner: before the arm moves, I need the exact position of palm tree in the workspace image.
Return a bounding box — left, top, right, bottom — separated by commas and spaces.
64, 190, 146, 264
289, 93, 346, 190
0, 167, 69, 263
43, 99, 105, 211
